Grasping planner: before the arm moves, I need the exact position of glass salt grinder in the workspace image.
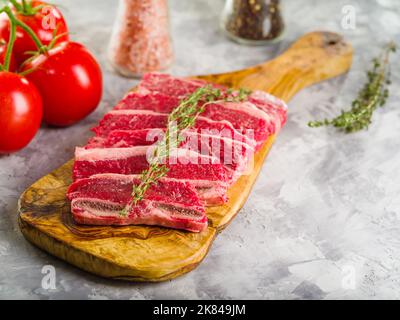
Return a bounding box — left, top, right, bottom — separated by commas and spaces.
108, 0, 174, 78
221, 0, 285, 45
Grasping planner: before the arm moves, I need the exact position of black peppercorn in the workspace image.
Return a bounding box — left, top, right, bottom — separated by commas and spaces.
222, 0, 285, 45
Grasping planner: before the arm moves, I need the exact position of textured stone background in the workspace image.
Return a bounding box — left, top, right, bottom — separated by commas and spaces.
1, 0, 400, 299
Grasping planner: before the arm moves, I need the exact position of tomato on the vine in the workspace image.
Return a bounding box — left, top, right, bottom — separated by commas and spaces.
0, 72, 43, 154
0, 0, 69, 65
0, 40, 17, 71
23, 41, 103, 127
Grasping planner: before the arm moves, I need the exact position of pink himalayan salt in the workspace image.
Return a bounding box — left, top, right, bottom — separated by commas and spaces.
108, 0, 174, 78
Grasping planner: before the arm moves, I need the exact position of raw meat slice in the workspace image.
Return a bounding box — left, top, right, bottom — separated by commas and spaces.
68, 173, 227, 207
249, 91, 288, 133
73, 147, 234, 183
114, 92, 180, 113
67, 174, 207, 232
114, 91, 276, 141
138, 73, 288, 137
199, 101, 273, 142
92, 110, 256, 148
86, 129, 165, 149
85, 129, 254, 178
138, 73, 216, 98
182, 131, 254, 176
68, 174, 200, 206
181, 178, 228, 205
92, 110, 167, 137
188, 117, 256, 149
71, 198, 207, 232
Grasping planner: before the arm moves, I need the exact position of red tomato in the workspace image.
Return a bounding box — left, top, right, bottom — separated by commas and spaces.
23, 42, 103, 127
0, 72, 43, 154
0, 1, 69, 65
0, 40, 17, 72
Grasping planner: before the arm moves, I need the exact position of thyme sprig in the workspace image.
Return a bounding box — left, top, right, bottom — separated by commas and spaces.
120, 85, 252, 216
309, 42, 397, 133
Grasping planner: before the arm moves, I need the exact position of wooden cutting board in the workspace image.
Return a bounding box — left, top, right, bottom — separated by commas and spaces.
18, 32, 353, 282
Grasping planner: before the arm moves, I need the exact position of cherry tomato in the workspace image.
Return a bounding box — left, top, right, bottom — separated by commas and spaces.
0, 40, 17, 72
0, 72, 43, 154
23, 41, 103, 127
0, 1, 69, 65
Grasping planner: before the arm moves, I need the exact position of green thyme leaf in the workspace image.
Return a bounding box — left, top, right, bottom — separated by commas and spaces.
308, 42, 396, 133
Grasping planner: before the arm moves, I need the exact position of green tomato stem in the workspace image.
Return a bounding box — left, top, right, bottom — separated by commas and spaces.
21, 0, 28, 12
10, 0, 35, 15
1, 7, 17, 72
8, 0, 22, 12
15, 18, 45, 53
0, 4, 46, 72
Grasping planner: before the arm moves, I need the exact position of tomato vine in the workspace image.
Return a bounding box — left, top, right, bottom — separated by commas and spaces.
0, 3, 46, 71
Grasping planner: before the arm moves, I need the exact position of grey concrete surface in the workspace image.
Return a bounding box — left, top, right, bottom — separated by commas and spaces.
0, 0, 399, 299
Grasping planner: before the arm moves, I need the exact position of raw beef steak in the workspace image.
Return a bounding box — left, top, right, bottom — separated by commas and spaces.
138, 73, 287, 138
114, 91, 276, 143
73, 147, 234, 183
86, 129, 254, 178
92, 110, 256, 148
138, 73, 216, 98
67, 174, 207, 232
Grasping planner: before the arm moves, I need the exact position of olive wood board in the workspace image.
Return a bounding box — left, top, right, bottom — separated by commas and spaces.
18, 31, 353, 282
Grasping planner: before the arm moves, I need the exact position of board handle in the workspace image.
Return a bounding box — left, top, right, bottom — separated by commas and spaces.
198, 31, 353, 102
